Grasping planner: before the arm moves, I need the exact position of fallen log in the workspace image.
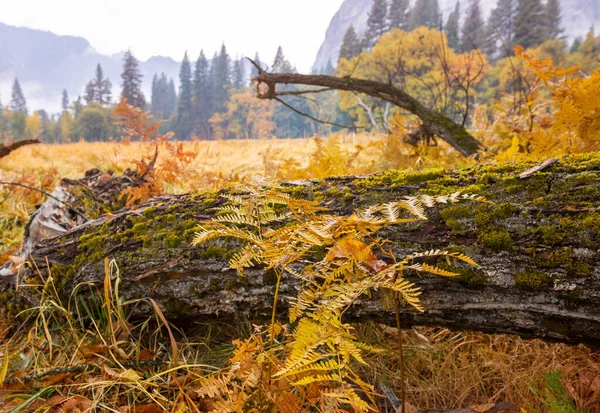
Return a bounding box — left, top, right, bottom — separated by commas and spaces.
2, 153, 600, 346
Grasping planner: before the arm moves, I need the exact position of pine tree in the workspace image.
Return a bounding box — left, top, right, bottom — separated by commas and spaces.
151, 74, 159, 116
445, 1, 461, 52
461, 0, 486, 51
10, 78, 27, 114
365, 0, 389, 48
545, 0, 563, 40
408, 0, 441, 30
175, 52, 193, 139
232, 58, 245, 89
272, 46, 293, 73
570, 37, 582, 53
192, 50, 211, 138
339, 25, 362, 62
323, 60, 335, 76
487, 0, 516, 58
120, 50, 146, 108
84, 81, 96, 105
388, 0, 410, 29
94, 64, 112, 105
270, 47, 313, 138
62, 89, 69, 112
167, 78, 177, 117
513, 0, 546, 49
212, 44, 230, 113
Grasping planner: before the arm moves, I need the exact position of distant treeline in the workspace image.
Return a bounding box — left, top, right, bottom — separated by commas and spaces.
0, 0, 598, 143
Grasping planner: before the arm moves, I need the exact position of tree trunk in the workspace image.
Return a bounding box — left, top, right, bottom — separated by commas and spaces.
252, 71, 484, 157
2, 154, 600, 346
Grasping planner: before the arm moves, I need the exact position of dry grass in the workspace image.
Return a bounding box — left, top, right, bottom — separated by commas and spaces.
0, 135, 379, 182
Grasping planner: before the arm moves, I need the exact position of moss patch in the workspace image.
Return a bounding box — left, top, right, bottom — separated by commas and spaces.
514, 270, 552, 289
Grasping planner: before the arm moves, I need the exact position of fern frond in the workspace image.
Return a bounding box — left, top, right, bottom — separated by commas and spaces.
220, 193, 246, 205
292, 374, 342, 386
215, 212, 261, 227
229, 244, 263, 274
402, 249, 478, 267
276, 358, 341, 379
405, 262, 459, 277
322, 388, 371, 412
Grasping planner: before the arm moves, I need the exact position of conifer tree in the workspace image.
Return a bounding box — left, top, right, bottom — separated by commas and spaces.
84, 81, 96, 105
513, 0, 546, 49
250, 52, 262, 85
120, 50, 146, 108
408, 0, 441, 30
339, 25, 362, 62
232, 58, 245, 89
461, 0, 486, 51
323, 60, 335, 75
570, 37, 582, 53
94, 64, 112, 105
486, 0, 516, 57
193, 50, 211, 138
545, 0, 563, 40
272, 46, 293, 73
62, 89, 69, 112
388, 0, 410, 29
151, 74, 159, 115
175, 52, 193, 139
10, 78, 27, 114
445, 1, 461, 52
270, 47, 313, 138
365, 0, 389, 47
151, 74, 173, 119
212, 44, 230, 113
167, 78, 177, 117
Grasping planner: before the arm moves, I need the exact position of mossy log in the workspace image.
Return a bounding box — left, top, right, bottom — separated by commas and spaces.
2, 154, 600, 346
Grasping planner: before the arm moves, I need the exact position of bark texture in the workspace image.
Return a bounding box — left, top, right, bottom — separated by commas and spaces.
2, 154, 600, 346
252, 71, 484, 157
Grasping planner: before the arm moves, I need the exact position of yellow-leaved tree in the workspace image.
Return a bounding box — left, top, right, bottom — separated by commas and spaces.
337, 27, 489, 132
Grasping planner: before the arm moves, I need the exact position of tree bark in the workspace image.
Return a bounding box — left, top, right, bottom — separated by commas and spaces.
252, 71, 484, 157
0, 139, 40, 159
2, 154, 600, 346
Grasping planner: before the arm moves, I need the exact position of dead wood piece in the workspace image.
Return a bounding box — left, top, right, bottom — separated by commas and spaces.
0, 139, 41, 159
252, 71, 484, 157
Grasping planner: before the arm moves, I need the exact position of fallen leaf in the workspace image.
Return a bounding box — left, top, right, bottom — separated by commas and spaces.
138, 349, 154, 361
102, 365, 142, 382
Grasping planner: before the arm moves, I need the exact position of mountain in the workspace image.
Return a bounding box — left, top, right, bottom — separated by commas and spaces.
0, 22, 181, 113
313, 0, 600, 71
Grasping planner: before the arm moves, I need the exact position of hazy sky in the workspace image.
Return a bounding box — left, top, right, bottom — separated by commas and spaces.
0, 0, 345, 72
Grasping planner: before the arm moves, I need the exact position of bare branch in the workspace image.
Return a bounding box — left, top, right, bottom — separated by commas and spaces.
254, 72, 485, 157
0, 139, 41, 159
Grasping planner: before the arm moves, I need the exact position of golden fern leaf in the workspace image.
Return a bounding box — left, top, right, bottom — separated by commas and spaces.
381, 278, 424, 312
192, 228, 224, 245
194, 373, 232, 398
215, 212, 261, 227
292, 373, 342, 386
448, 251, 479, 267
322, 388, 371, 412
275, 358, 341, 379
406, 262, 459, 277
229, 244, 263, 274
